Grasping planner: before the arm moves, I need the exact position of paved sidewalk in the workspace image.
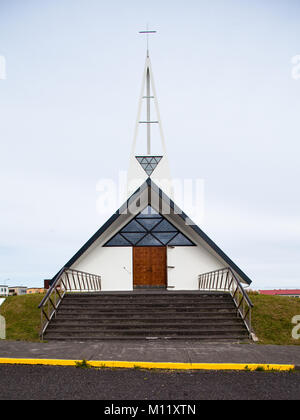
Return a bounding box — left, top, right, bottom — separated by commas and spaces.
0, 340, 299, 366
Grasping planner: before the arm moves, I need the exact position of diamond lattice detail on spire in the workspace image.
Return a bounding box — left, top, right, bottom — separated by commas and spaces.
136, 156, 163, 176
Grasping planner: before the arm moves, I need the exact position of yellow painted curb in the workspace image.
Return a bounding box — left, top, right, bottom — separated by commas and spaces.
0, 358, 295, 371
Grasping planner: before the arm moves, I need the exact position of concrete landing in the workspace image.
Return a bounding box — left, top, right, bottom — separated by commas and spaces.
0, 340, 299, 366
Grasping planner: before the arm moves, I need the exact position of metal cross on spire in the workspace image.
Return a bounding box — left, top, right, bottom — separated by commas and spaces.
139, 26, 157, 56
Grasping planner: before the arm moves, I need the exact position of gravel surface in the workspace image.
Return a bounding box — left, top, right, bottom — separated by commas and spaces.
0, 365, 299, 400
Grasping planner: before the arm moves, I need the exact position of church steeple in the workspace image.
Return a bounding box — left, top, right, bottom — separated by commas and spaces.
127, 29, 172, 196
139, 27, 157, 155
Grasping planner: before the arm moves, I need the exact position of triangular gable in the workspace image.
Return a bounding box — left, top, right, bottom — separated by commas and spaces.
104, 205, 195, 247
52, 178, 252, 285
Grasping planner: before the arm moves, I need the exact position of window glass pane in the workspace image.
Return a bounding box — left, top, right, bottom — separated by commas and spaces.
136, 206, 161, 219
168, 233, 194, 246
105, 234, 131, 247
136, 218, 162, 231
152, 219, 177, 232
121, 232, 146, 245
152, 232, 177, 245
136, 234, 163, 246
122, 220, 147, 232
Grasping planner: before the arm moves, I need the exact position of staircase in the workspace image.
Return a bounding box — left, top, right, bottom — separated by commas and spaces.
44, 292, 250, 342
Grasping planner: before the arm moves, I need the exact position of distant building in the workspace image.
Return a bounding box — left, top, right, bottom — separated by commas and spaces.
26, 288, 45, 295
44, 280, 51, 290
0, 286, 9, 297
9, 287, 27, 296
259, 290, 300, 298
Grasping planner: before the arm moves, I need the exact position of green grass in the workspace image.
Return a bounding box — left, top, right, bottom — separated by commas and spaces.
250, 293, 300, 345
75, 359, 92, 369
0, 294, 45, 342
0, 293, 300, 345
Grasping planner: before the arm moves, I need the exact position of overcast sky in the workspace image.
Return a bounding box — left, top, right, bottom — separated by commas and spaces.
0, 0, 299, 289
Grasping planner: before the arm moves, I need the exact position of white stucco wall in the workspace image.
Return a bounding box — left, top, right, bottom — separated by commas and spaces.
167, 246, 225, 290
71, 242, 225, 291
72, 247, 133, 291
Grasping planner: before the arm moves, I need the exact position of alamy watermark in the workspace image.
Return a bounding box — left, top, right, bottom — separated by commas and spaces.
0, 55, 6, 80
96, 172, 205, 226
292, 315, 300, 340
291, 55, 300, 80
0, 315, 6, 340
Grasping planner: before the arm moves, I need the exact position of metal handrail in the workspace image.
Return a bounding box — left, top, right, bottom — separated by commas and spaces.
198, 267, 254, 335
38, 268, 101, 339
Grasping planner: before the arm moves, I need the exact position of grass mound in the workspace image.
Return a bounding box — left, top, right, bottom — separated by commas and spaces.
0, 293, 45, 342
250, 293, 300, 345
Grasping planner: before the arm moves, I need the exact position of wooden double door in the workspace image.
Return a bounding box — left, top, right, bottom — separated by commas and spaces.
133, 247, 167, 288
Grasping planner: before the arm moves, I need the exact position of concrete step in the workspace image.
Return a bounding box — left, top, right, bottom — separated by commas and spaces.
48, 321, 244, 330
57, 307, 236, 315
64, 292, 231, 298
63, 295, 232, 302
45, 331, 248, 341
62, 296, 233, 301
43, 335, 249, 342
45, 323, 246, 332
57, 312, 237, 319
61, 301, 233, 308
64, 293, 232, 298
52, 315, 241, 323
61, 301, 234, 309
45, 327, 247, 337
59, 303, 236, 310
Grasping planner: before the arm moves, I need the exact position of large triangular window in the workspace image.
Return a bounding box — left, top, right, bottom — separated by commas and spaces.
104, 206, 195, 247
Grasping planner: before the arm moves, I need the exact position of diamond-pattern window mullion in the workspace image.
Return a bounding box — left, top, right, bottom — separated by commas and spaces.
121, 232, 148, 245
137, 218, 162, 231
104, 205, 195, 247
135, 234, 163, 247
122, 219, 147, 233
152, 232, 178, 245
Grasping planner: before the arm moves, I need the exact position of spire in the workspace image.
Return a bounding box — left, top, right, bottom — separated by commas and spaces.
131, 28, 168, 167
138, 27, 157, 155
127, 29, 172, 198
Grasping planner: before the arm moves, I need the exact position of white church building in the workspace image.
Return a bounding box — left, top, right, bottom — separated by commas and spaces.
52, 46, 252, 292
64, 178, 252, 292
40, 34, 254, 341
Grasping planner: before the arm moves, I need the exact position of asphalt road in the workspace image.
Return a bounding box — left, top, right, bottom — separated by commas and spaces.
0, 365, 299, 401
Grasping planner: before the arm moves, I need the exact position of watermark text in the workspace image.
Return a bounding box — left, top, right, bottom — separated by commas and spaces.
292, 315, 300, 340
0, 315, 6, 340
291, 55, 300, 80
96, 172, 205, 226
0, 55, 6, 80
